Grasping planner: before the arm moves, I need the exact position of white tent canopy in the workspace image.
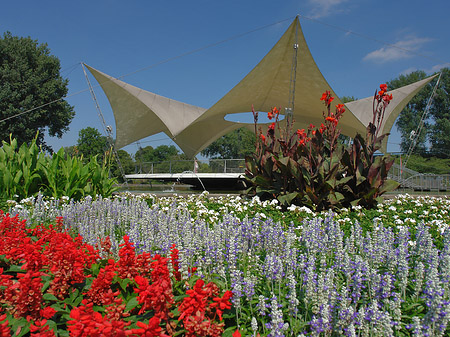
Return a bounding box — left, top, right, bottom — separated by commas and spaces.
86, 17, 435, 157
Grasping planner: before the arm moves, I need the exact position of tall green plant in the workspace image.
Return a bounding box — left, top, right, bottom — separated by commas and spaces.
0, 135, 45, 203
339, 85, 400, 207
0, 134, 119, 204
245, 85, 399, 210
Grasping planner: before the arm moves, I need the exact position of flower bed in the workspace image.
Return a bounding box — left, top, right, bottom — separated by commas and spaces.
0, 210, 233, 336
3, 192, 450, 336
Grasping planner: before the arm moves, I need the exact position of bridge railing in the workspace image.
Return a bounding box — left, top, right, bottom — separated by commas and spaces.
136, 158, 246, 174
134, 159, 450, 191
389, 163, 450, 191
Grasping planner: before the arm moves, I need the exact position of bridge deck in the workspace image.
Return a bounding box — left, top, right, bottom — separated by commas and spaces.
125, 172, 247, 190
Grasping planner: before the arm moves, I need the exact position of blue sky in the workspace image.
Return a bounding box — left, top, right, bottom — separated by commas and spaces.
1, 0, 449, 155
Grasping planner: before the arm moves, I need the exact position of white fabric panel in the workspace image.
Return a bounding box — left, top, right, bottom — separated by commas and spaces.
85, 17, 434, 157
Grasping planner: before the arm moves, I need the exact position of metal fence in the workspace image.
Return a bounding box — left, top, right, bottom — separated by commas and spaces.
136, 158, 246, 174
135, 159, 450, 191
388, 163, 450, 191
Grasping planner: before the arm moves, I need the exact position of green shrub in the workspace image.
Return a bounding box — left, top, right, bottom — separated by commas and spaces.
245, 86, 399, 210
0, 134, 118, 206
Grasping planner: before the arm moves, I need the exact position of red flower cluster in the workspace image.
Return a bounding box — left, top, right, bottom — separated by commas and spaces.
177, 279, 233, 337
377, 83, 393, 104
0, 212, 233, 336
267, 107, 279, 120
133, 254, 174, 320
0, 211, 98, 321
320, 90, 334, 106
170, 244, 181, 281
296, 128, 311, 146
68, 300, 131, 337
116, 235, 153, 279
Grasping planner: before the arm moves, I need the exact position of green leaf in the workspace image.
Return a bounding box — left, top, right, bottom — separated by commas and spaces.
43, 293, 59, 301
378, 179, 400, 195
277, 192, 298, 206
8, 264, 24, 273
125, 296, 140, 312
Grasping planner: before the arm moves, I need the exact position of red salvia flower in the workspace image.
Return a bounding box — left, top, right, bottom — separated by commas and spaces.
233, 330, 242, 337
86, 259, 117, 305
134, 254, 174, 320
68, 300, 130, 337
3, 270, 43, 319
128, 317, 166, 337
170, 244, 181, 281
0, 314, 11, 337
40, 307, 57, 320
210, 290, 233, 321
29, 319, 56, 337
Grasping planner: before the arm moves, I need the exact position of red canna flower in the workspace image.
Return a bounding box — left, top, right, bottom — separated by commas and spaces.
326, 116, 338, 126
260, 134, 266, 142
335, 104, 345, 114
319, 123, 326, 134
320, 91, 334, 105
296, 129, 306, 138
383, 93, 393, 103
308, 123, 315, 130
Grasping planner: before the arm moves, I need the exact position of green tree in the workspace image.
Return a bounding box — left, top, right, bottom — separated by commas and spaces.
135, 146, 154, 162
388, 69, 450, 157
428, 68, 450, 158
201, 127, 256, 159
152, 145, 179, 162
76, 127, 109, 160
0, 32, 74, 150
388, 70, 430, 155
341, 96, 357, 103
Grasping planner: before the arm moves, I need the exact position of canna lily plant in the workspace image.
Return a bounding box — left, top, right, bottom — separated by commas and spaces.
245, 84, 399, 210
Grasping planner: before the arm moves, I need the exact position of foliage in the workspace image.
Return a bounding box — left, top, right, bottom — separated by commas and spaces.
0, 135, 44, 206
0, 134, 118, 206
76, 127, 109, 161
110, 149, 135, 182
201, 127, 256, 159
7, 193, 450, 336
0, 32, 74, 151
428, 67, 450, 157
0, 212, 233, 336
389, 68, 450, 157
135, 145, 179, 164
395, 154, 450, 174
245, 86, 399, 211
134, 145, 155, 163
